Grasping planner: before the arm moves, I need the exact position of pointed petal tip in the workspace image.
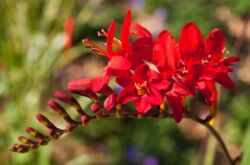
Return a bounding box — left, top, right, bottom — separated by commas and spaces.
108, 56, 131, 70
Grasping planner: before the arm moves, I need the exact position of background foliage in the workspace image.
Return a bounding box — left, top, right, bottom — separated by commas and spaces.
0, 0, 249, 164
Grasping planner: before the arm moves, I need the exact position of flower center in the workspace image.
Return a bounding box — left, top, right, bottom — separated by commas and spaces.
134, 81, 147, 96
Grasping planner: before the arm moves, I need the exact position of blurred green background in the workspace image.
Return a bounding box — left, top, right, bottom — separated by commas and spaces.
0, 0, 250, 164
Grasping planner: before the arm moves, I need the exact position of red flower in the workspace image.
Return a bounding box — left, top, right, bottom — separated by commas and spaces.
153, 30, 194, 122
11, 10, 240, 154
67, 76, 112, 97
179, 23, 238, 87
178, 23, 239, 116
83, 10, 154, 75
67, 76, 118, 112
117, 64, 168, 115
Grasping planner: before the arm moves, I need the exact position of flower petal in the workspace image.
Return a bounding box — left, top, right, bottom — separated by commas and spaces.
91, 76, 108, 90
198, 66, 235, 89
128, 37, 153, 68
196, 81, 217, 105
179, 22, 205, 66
166, 93, 184, 123
153, 30, 180, 78
205, 29, 225, 62
117, 86, 138, 105
116, 76, 133, 87
151, 80, 171, 91
67, 79, 97, 99
135, 97, 152, 114
145, 87, 163, 105
121, 10, 131, 49
133, 64, 150, 83
107, 21, 116, 55
108, 56, 131, 70
131, 22, 152, 38
67, 78, 91, 88
222, 57, 239, 66
214, 73, 235, 89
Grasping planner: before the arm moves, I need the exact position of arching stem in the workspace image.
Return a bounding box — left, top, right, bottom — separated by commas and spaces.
184, 112, 242, 165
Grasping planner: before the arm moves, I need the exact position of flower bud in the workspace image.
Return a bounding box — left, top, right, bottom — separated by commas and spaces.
54, 91, 86, 116
67, 80, 98, 100
48, 100, 78, 127
18, 136, 38, 149
10, 144, 30, 153
36, 114, 65, 139
90, 102, 101, 113
104, 94, 116, 111
25, 127, 49, 141
81, 115, 92, 126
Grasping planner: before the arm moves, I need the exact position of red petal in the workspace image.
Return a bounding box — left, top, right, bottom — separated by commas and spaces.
121, 10, 131, 49
179, 22, 205, 66
198, 66, 235, 89
133, 64, 150, 83
205, 29, 225, 62
174, 77, 195, 96
67, 78, 91, 88
128, 37, 154, 68
116, 76, 133, 87
153, 30, 180, 78
117, 86, 138, 105
131, 22, 152, 38
135, 97, 152, 114
67, 80, 97, 99
145, 87, 163, 105
166, 93, 184, 123
170, 83, 193, 97
151, 80, 170, 91
222, 57, 239, 66
104, 94, 116, 111
107, 21, 116, 55
214, 73, 235, 89
108, 56, 131, 70
91, 76, 109, 92
196, 81, 217, 105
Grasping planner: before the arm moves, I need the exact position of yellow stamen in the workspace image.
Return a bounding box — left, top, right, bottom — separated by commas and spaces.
137, 88, 145, 96
115, 104, 121, 111
159, 101, 166, 117
160, 102, 165, 110
134, 81, 147, 96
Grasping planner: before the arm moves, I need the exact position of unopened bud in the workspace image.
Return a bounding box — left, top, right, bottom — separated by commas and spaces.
48, 100, 78, 127
55, 91, 86, 116
90, 102, 101, 113
10, 144, 30, 153
36, 114, 65, 139
81, 115, 92, 126
25, 127, 49, 141
18, 136, 38, 149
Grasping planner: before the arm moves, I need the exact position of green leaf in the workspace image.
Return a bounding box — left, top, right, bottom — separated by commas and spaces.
241, 123, 250, 165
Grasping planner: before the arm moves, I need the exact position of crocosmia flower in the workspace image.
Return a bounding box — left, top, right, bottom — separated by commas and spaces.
10, 10, 239, 154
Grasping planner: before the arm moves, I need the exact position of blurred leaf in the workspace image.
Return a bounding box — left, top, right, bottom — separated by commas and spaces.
241, 123, 250, 165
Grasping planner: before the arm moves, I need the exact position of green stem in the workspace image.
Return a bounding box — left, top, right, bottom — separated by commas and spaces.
184, 113, 241, 165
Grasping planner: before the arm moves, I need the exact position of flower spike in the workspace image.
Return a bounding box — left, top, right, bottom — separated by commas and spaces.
10, 10, 239, 159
